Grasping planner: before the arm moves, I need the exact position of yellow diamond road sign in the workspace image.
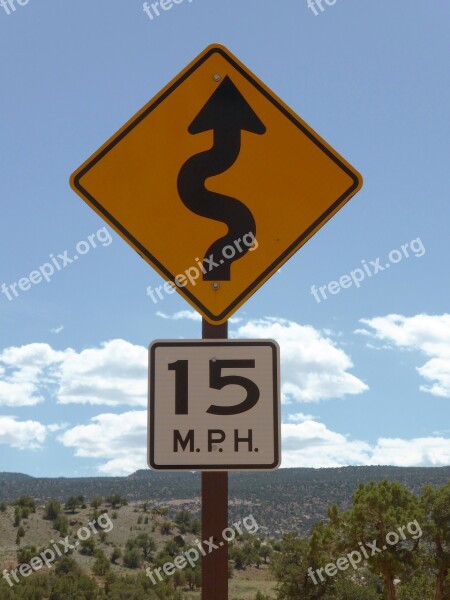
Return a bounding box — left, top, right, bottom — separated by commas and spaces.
70, 44, 362, 324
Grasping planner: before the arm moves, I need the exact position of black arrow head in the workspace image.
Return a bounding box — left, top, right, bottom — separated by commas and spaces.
189, 76, 266, 135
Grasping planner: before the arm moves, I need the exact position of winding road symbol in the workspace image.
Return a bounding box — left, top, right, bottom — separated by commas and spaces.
178, 76, 266, 281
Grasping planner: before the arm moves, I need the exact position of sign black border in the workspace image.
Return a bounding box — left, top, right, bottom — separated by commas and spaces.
73, 46, 361, 323
148, 340, 280, 471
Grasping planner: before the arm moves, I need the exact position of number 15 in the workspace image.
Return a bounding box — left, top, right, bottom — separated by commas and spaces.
168, 359, 260, 416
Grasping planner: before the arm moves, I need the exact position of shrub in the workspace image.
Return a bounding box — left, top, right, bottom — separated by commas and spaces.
93, 549, 111, 576
191, 518, 201, 535
111, 546, 122, 564
123, 547, 141, 569
55, 556, 81, 576
53, 514, 69, 536
79, 537, 96, 556
44, 500, 61, 521
160, 521, 172, 535
16, 496, 36, 512
185, 567, 201, 590
91, 496, 103, 509
17, 545, 38, 565
174, 510, 191, 534
173, 569, 186, 589
127, 533, 156, 561
65, 496, 78, 514
105, 494, 125, 509
99, 531, 107, 543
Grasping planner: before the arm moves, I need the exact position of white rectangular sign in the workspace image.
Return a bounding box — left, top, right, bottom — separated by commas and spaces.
148, 340, 281, 471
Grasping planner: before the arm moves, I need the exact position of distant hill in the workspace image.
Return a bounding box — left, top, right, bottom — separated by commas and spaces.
0, 472, 34, 482
1, 466, 448, 536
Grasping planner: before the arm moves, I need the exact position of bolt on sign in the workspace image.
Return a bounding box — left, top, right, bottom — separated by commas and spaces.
148, 340, 281, 471
70, 44, 363, 324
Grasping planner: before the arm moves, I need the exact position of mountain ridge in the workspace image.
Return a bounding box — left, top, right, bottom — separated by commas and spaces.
1, 465, 448, 536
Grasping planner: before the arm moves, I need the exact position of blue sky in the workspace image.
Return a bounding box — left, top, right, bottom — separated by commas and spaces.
0, 0, 449, 476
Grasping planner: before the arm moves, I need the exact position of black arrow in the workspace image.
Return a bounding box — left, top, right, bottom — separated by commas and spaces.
177, 76, 266, 281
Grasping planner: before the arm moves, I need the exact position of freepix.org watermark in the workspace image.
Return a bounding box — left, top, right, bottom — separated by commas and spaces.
146, 514, 259, 585
146, 231, 258, 305
2, 513, 113, 587
1, 227, 113, 303
308, 519, 422, 585
0, 0, 30, 16
310, 237, 425, 304
143, 0, 193, 21
307, 0, 338, 17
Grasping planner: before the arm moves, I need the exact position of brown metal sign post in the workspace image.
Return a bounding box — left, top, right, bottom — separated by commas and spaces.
201, 318, 228, 599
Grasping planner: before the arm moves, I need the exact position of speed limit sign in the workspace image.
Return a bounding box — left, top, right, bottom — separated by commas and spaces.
148, 340, 281, 471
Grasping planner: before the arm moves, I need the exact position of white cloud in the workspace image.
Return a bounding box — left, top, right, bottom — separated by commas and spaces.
229, 316, 244, 324
0, 343, 65, 368
47, 423, 69, 433
59, 411, 147, 475
369, 437, 450, 466
0, 416, 57, 450
281, 421, 372, 467
156, 310, 201, 322
0, 381, 43, 407
357, 313, 450, 398
234, 317, 368, 402
57, 340, 147, 406
58, 411, 450, 474
287, 412, 317, 423
0, 343, 65, 407
155, 309, 242, 324
281, 420, 450, 468
0, 340, 148, 407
